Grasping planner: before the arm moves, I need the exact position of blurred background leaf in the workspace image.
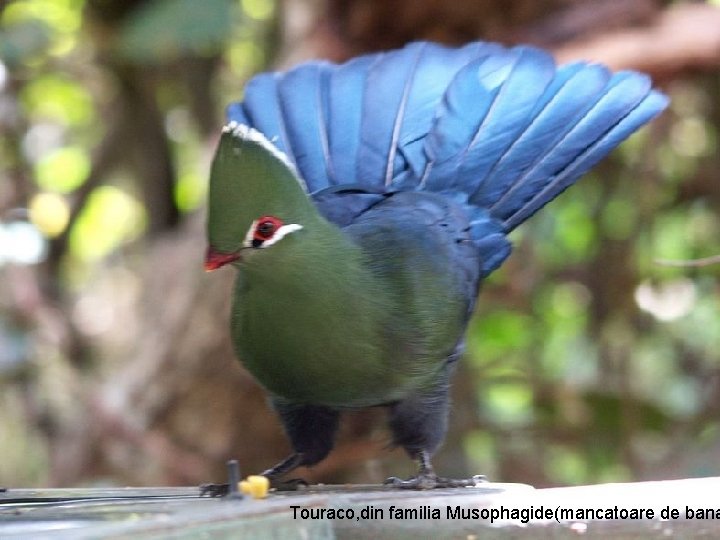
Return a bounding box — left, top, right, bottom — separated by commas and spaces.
115, 0, 236, 62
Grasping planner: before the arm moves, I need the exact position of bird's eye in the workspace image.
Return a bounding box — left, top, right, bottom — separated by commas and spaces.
252, 215, 284, 245
245, 215, 295, 249
256, 220, 276, 239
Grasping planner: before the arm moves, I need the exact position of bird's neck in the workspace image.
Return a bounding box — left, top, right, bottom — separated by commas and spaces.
240, 218, 369, 293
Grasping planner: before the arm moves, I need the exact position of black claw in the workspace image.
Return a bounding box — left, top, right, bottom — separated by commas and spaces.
200, 460, 245, 498
199, 482, 230, 497
383, 476, 404, 488
386, 449, 488, 489
384, 474, 485, 490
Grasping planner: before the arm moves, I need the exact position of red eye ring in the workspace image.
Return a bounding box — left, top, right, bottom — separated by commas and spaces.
254, 215, 284, 241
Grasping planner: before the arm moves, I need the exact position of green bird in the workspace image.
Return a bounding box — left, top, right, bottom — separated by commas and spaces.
205, 41, 667, 489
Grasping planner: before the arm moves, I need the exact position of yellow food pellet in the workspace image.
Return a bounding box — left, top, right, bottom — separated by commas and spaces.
239, 475, 270, 499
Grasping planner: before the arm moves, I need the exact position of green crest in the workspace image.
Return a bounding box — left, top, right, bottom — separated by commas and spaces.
207, 122, 317, 253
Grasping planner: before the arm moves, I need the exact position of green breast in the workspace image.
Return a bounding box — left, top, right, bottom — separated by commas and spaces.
232, 267, 419, 407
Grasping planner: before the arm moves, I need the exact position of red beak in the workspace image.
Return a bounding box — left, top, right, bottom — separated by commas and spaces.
204, 246, 241, 272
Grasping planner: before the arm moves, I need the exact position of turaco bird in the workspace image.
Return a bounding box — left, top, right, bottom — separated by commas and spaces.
205, 41, 667, 489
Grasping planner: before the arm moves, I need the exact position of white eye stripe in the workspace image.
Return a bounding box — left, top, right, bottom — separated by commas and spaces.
242, 220, 303, 249
262, 223, 303, 247
242, 219, 259, 248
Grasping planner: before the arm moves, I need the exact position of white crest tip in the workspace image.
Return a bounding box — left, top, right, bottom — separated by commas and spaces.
221, 121, 305, 190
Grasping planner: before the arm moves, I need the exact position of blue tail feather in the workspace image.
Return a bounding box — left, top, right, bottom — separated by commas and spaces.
356, 44, 425, 187
326, 55, 375, 185
450, 47, 557, 195
505, 89, 669, 230
492, 70, 656, 229
477, 63, 612, 215
234, 73, 293, 157
277, 62, 333, 193
391, 42, 500, 180
355, 42, 502, 188
525, 62, 590, 120
226, 102, 250, 127
417, 51, 506, 188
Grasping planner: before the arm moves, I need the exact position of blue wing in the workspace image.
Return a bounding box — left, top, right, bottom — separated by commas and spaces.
228, 40, 667, 277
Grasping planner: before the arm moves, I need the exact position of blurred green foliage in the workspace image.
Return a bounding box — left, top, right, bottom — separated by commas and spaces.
115, 0, 235, 62
1, 0, 272, 265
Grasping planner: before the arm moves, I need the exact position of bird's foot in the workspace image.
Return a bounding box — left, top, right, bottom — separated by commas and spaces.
199, 482, 230, 497
384, 473, 487, 490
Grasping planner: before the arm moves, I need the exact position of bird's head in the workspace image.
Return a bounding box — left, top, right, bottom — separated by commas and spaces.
205, 122, 317, 271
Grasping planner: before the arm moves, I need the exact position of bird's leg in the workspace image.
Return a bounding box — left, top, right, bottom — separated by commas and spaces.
384, 449, 486, 489
261, 452, 304, 477
199, 454, 306, 497
262, 399, 340, 490
259, 453, 309, 490
383, 373, 486, 489
200, 401, 338, 496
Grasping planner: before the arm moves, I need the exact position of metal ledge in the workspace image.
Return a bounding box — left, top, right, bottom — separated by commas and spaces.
2, 477, 719, 539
